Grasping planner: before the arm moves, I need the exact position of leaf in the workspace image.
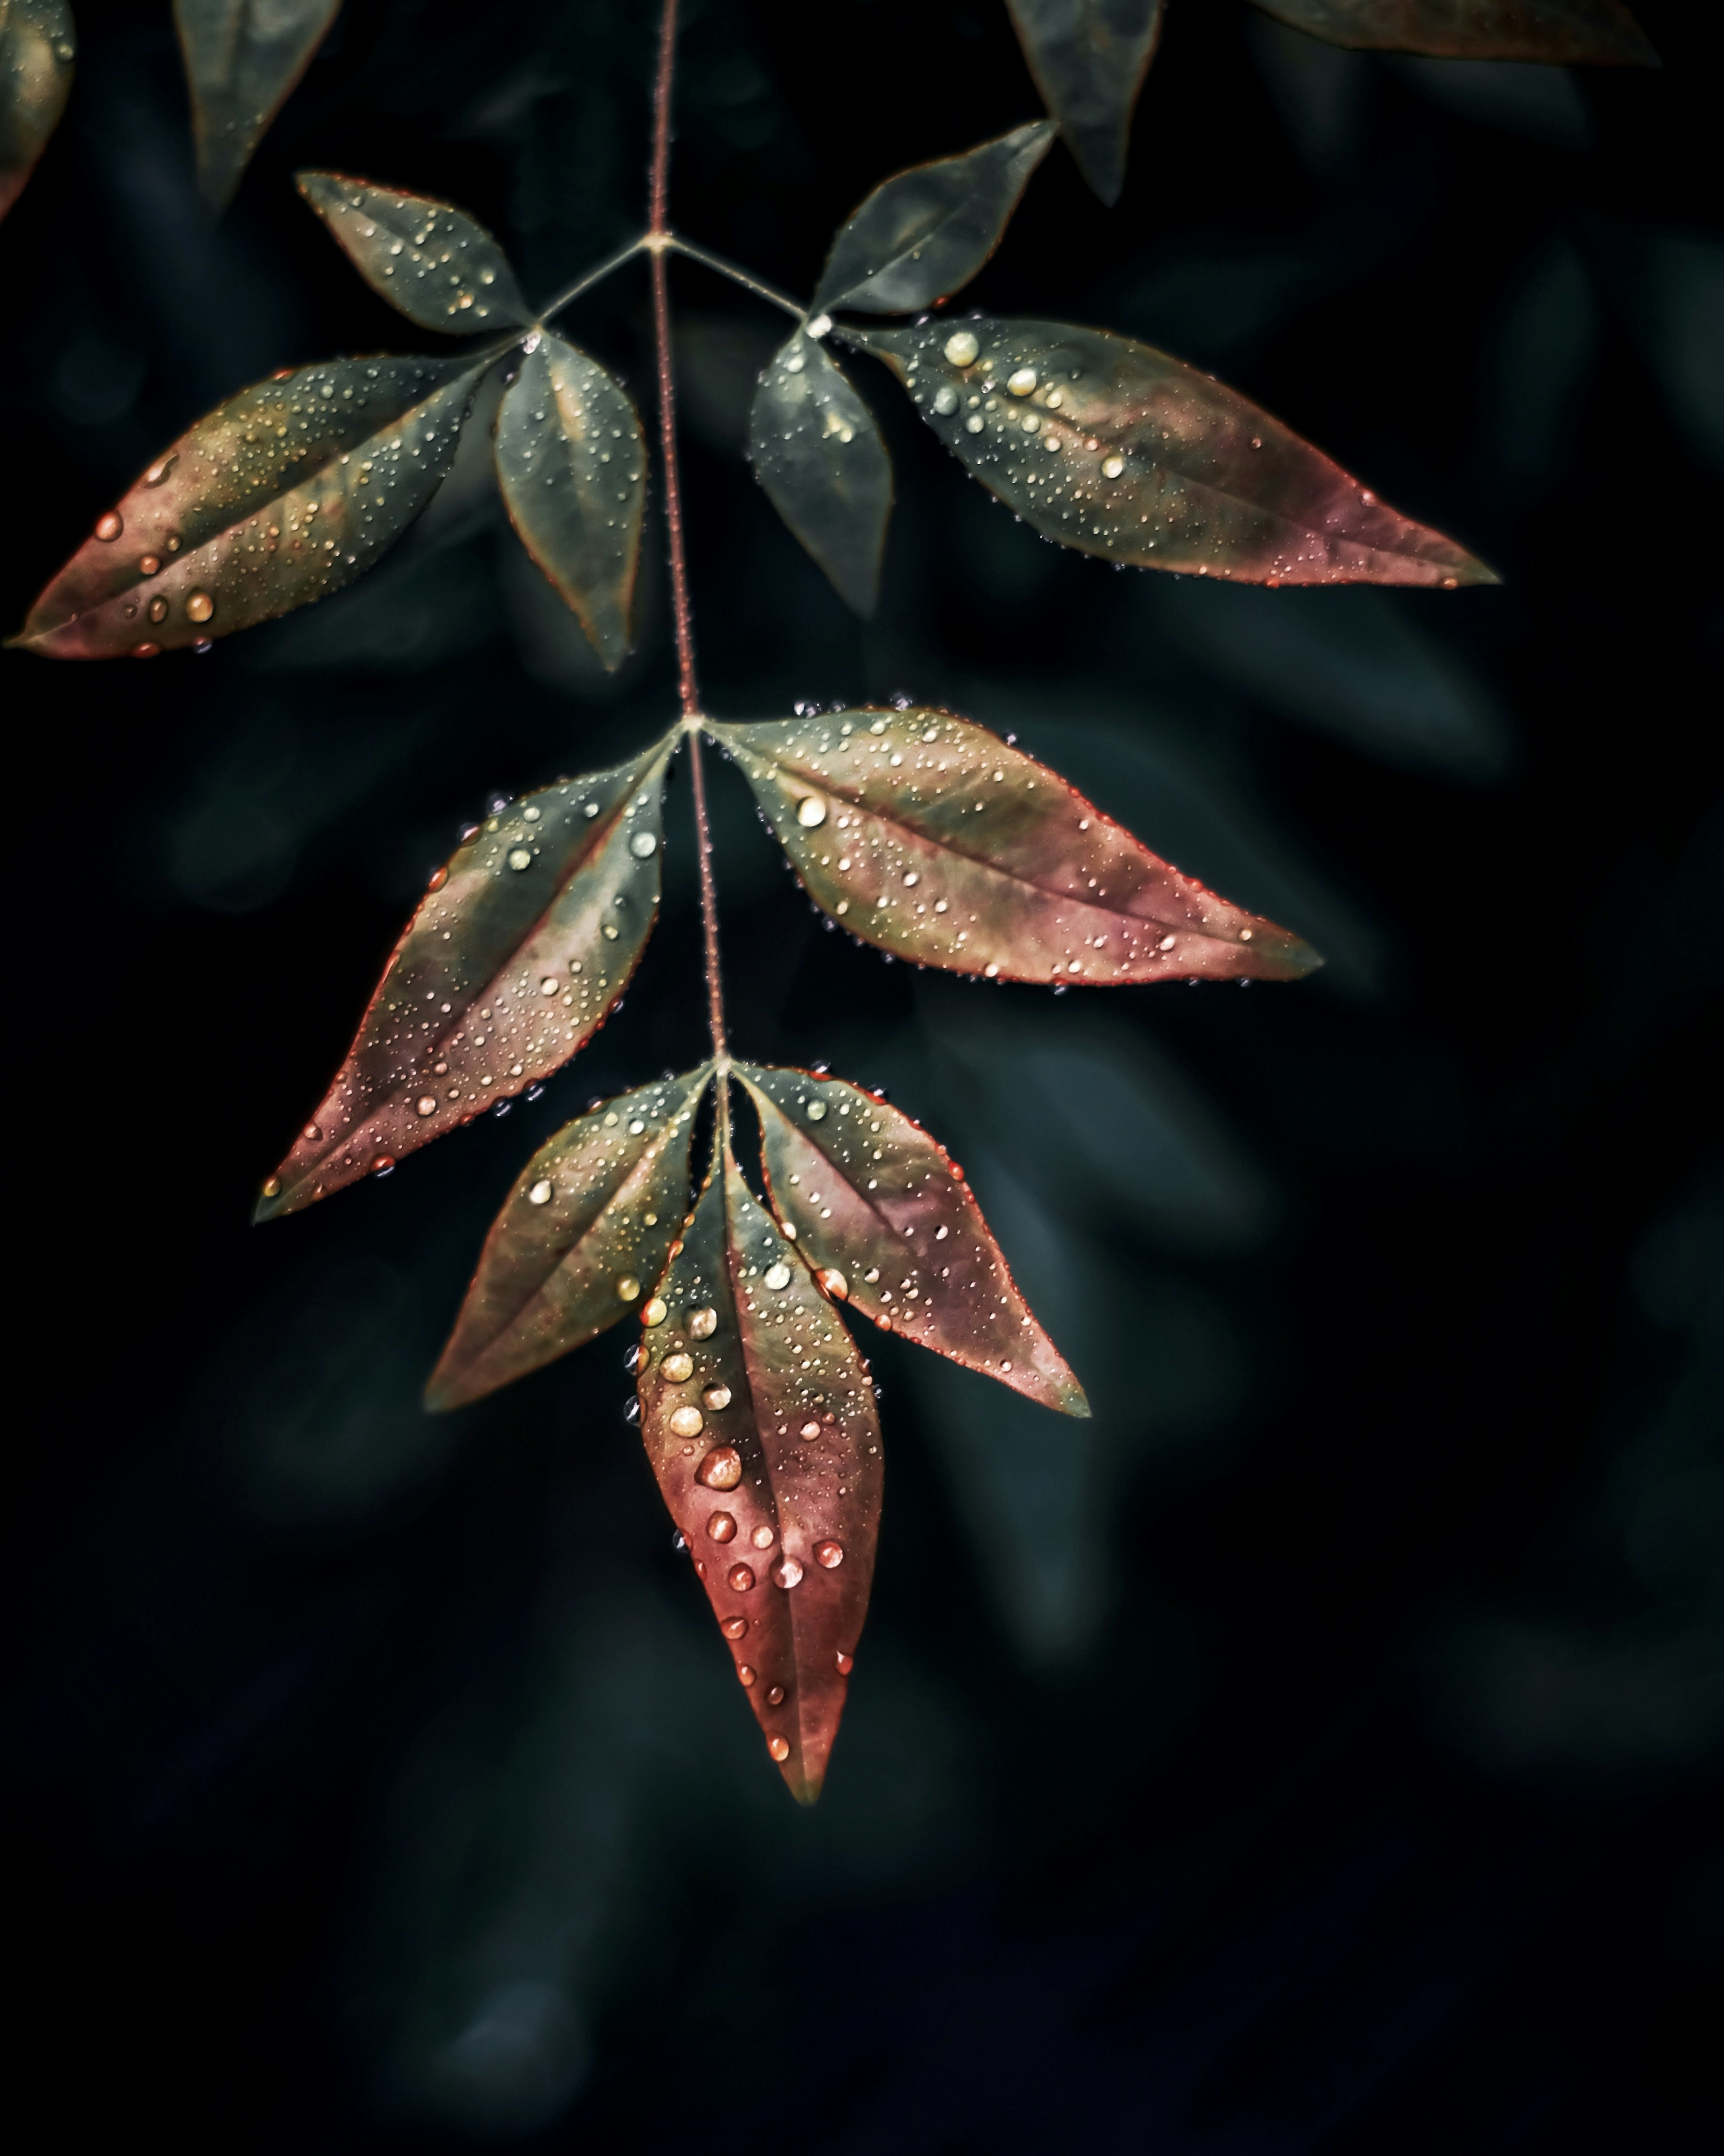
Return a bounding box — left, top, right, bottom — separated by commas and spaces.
1006, 0, 1166, 205
735, 1062, 1088, 1416
811, 120, 1056, 316
175, 0, 341, 212
256, 739, 673, 1221
427, 1067, 712, 1410
747, 330, 892, 616
857, 315, 1496, 586
1247, 0, 1658, 66
13, 355, 489, 659
297, 171, 531, 333
710, 705, 1321, 985
494, 332, 648, 669
637, 1139, 883, 1802
0, 0, 73, 222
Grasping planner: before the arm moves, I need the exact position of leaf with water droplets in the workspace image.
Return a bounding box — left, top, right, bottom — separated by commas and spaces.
427, 1066, 712, 1410
737, 1063, 1088, 1417
0, 0, 73, 222
297, 170, 531, 333
638, 1139, 882, 1804
748, 329, 892, 616
711, 705, 1321, 986
175, 0, 340, 211
1006, 0, 1165, 205
255, 739, 672, 1221
857, 316, 1495, 586
13, 354, 488, 659
494, 333, 648, 669
1248, 0, 1657, 65
811, 120, 1056, 316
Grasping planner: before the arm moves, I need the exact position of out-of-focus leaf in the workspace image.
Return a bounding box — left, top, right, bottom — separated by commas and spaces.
14, 355, 488, 658
297, 171, 530, 332
711, 705, 1320, 985
494, 332, 647, 668
737, 1062, 1087, 1414
637, 1142, 882, 1802
175, 0, 341, 211
1006, 0, 1165, 205
858, 315, 1495, 586
0, 0, 73, 221
427, 1067, 711, 1410
256, 739, 672, 1220
811, 121, 1056, 315
747, 330, 891, 615
1249, 0, 1658, 66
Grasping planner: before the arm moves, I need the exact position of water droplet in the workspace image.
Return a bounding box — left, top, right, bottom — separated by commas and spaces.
1007, 366, 1037, 397
817, 1268, 849, 1301
1101, 455, 1125, 480
616, 1275, 642, 1301
764, 1262, 792, 1291
943, 331, 980, 367
94, 511, 123, 542
767, 1734, 791, 1762
765, 1684, 785, 1706
506, 847, 532, 871
697, 1446, 743, 1490
965, 414, 985, 433
727, 1563, 756, 1592
416, 1095, 438, 1116
796, 793, 827, 829
814, 1540, 844, 1569
642, 1296, 668, 1326
800, 1420, 820, 1439
722, 1614, 748, 1640
706, 1511, 737, 1542
629, 830, 658, 859
260, 1176, 281, 1199
185, 591, 214, 624
138, 554, 160, 576
702, 1384, 732, 1411
738, 1663, 757, 1685
528, 1178, 553, 1204
805, 1098, 828, 1122
690, 1307, 717, 1339
669, 1405, 704, 1438
772, 1556, 804, 1590
663, 1352, 694, 1382
147, 597, 167, 623
836, 1650, 854, 1675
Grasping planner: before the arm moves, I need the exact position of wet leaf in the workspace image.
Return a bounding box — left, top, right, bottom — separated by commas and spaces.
1006, 0, 1166, 205
811, 120, 1056, 316
427, 1067, 711, 1410
638, 1140, 882, 1802
747, 329, 892, 616
256, 739, 672, 1220
1248, 0, 1658, 65
0, 0, 73, 222
710, 705, 1321, 986
736, 1062, 1087, 1416
297, 170, 531, 333
14, 355, 489, 659
858, 315, 1495, 586
494, 332, 647, 669
175, 0, 341, 211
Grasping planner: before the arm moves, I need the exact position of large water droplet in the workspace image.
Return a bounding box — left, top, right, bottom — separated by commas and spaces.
1007, 367, 1037, 397
943, 331, 980, 368
185, 591, 214, 624
528, 1178, 553, 1204
796, 793, 827, 829
814, 1540, 844, 1569
764, 1262, 792, 1292
767, 1734, 791, 1761
669, 1405, 704, 1438
702, 1384, 732, 1411
751, 1524, 775, 1550
805, 1097, 828, 1122
642, 1297, 668, 1326
690, 1307, 717, 1339
706, 1511, 737, 1542
721, 1614, 748, 1640
727, 1563, 756, 1592
738, 1663, 756, 1686
662, 1351, 694, 1382
765, 1684, 785, 1706
836, 1650, 854, 1675
616, 1275, 642, 1301
772, 1556, 804, 1590
506, 847, 532, 871
817, 1268, 849, 1301
697, 1446, 743, 1490
629, 830, 658, 859
94, 511, 123, 542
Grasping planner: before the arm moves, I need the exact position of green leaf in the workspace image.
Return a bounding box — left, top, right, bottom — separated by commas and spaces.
494, 332, 647, 670
297, 170, 531, 333
1006, 0, 1166, 205
747, 330, 892, 616
13, 355, 489, 659
811, 120, 1056, 316
427, 1067, 712, 1410
1248, 0, 1658, 65
175, 0, 341, 212
0, 0, 73, 222
858, 315, 1496, 586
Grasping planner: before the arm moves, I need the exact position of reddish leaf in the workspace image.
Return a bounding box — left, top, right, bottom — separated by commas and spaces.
297, 171, 530, 332
1006, 1, 1166, 205
711, 705, 1322, 986
0, 0, 73, 223
1249, 0, 1658, 65
737, 1062, 1088, 1416
175, 0, 341, 211
747, 329, 892, 616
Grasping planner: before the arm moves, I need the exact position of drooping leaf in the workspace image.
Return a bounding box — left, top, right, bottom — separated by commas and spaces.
175, 0, 341, 211
427, 1066, 711, 1410
1006, 0, 1166, 205
13, 355, 489, 659
0, 0, 73, 222
736, 1062, 1088, 1416
747, 330, 892, 616
710, 705, 1321, 985
1248, 0, 1658, 66
637, 1140, 883, 1802
494, 333, 648, 669
297, 171, 531, 333
256, 740, 673, 1221
857, 316, 1496, 586
811, 120, 1056, 316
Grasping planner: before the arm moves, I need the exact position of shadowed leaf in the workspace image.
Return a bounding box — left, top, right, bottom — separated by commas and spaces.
748, 330, 892, 616
297, 170, 530, 333
1006, 0, 1166, 205
427, 1067, 711, 1410
812, 120, 1056, 315
495, 333, 647, 668
1249, 0, 1657, 64
256, 740, 672, 1220
14, 355, 488, 658
0, 0, 72, 221
176, 0, 341, 211
711, 705, 1321, 986
737, 1062, 1088, 1416
858, 315, 1495, 585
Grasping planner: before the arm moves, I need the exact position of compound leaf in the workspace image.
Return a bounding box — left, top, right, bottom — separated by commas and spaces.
748, 329, 891, 616
0, 0, 73, 222
297, 170, 531, 333
176, 0, 340, 211
1006, 0, 1166, 205
1248, 0, 1658, 65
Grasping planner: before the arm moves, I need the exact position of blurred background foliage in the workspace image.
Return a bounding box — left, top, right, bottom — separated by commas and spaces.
2, 0, 1719, 2147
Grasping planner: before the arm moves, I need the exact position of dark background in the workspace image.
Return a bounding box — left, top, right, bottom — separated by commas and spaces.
3, 1, 1719, 2147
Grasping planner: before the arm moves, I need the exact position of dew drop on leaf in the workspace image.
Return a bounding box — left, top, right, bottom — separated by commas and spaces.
707, 1511, 737, 1542
773, 1556, 805, 1589
728, 1563, 757, 1592
697, 1446, 743, 1490
690, 1306, 718, 1339
662, 1351, 694, 1382
527, 1178, 554, 1204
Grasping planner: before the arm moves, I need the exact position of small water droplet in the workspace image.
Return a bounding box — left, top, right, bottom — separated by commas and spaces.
690, 1307, 717, 1339
416, 1095, 438, 1116
764, 1262, 792, 1291
528, 1178, 553, 1204
1007, 367, 1037, 397
796, 792, 827, 829
815, 1540, 844, 1569
94, 511, 123, 542
836, 1650, 854, 1675
722, 1614, 748, 1639
943, 331, 980, 368
629, 830, 658, 859
642, 1296, 668, 1326
765, 1684, 785, 1706
698, 1446, 743, 1489
669, 1405, 704, 1438
817, 1267, 849, 1301
772, 1556, 804, 1590
805, 1098, 828, 1122
767, 1734, 791, 1761
702, 1384, 732, 1411
260, 1176, 281, 1199
738, 1663, 756, 1685
616, 1275, 642, 1301
707, 1511, 737, 1542
727, 1563, 756, 1592
506, 847, 533, 871
185, 591, 214, 624
138, 554, 160, 576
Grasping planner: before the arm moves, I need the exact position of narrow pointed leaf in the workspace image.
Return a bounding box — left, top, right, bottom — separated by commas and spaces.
297, 170, 531, 333
858, 316, 1495, 586
748, 330, 891, 616
427, 1067, 711, 1410
712, 705, 1320, 985
0, 0, 73, 222
257, 741, 672, 1220
1007, 0, 1165, 205
737, 1063, 1088, 1417
638, 1146, 882, 1803
14, 355, 487, 659
175, 0, 340, 211
1249, 0, 1658, 65
495, 333, 647, 668
812, 120, 1056, 316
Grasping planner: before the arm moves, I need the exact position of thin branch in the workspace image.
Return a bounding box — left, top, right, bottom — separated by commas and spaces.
537, 235, 646, 326
687, 725, 729, 1064
665, 236, 807, 321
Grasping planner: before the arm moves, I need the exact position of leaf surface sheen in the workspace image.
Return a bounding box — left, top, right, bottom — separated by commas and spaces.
738, 1063, 1088, 1417
297, 172, 530, 331
175, 0, 341, 211
748, 330, 892, 616
1248, 0, 1657, 64
0, 0, 73, 222
1006, 0, 1166, 204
